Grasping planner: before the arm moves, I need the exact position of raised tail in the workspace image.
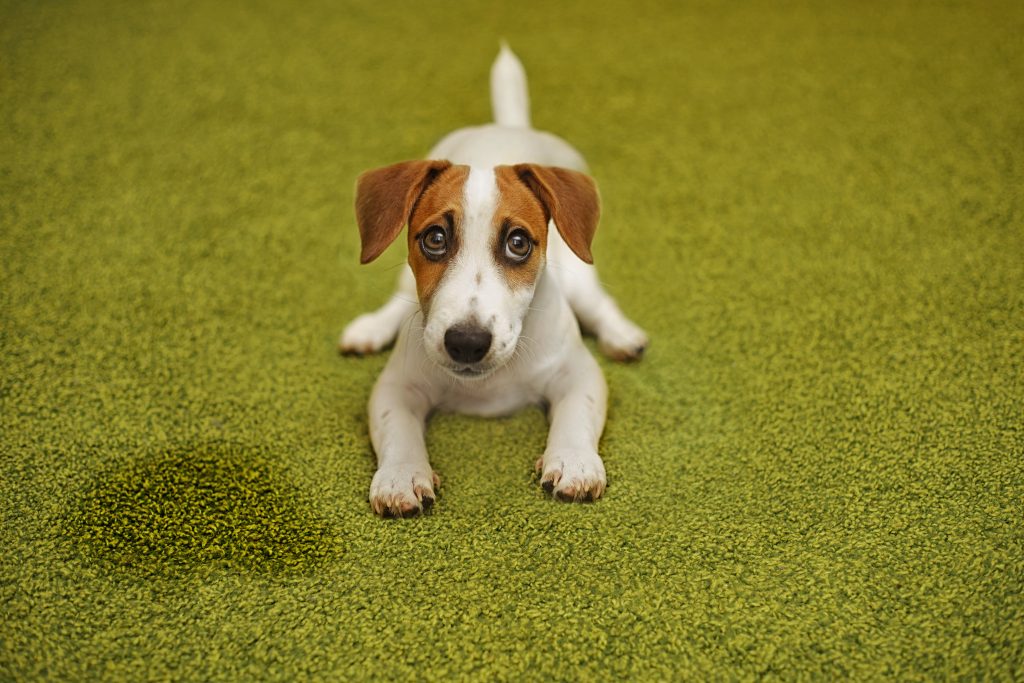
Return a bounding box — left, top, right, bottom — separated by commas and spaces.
490, 42, 531, 128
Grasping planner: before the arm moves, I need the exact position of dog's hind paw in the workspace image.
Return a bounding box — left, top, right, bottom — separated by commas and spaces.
369, 464, 439, 518
339, 312, 398, 356
597, 317, 648, 362
538, 449, 607, 502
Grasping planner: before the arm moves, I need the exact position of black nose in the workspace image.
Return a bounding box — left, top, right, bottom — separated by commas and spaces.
444, 325, 492, 364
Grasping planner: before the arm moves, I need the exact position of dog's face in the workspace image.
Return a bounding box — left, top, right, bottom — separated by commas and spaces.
355, 160, 599, 379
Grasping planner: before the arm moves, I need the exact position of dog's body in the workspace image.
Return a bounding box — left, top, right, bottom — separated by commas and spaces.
341, 46, 647, 516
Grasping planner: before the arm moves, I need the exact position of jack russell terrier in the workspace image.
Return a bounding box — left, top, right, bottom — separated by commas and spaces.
340, 44, 648, 516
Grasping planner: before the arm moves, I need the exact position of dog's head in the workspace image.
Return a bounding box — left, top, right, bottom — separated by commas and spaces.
355, 160, 599, 379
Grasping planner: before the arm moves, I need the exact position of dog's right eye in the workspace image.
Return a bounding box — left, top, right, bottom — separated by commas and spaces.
420, 226, 448, 259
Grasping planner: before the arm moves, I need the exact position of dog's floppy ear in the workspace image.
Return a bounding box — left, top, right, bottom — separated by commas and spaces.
512, 164, 600, 264
355, 159, 452, 264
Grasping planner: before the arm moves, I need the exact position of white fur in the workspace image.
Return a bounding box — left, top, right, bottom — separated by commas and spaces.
341, 46, 648, 515
490, 41, 530, 127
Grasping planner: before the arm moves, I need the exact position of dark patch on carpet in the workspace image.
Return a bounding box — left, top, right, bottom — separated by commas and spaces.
67, 442, 337, 577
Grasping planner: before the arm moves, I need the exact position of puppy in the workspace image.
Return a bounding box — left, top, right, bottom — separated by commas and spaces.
341, 44, 648, 516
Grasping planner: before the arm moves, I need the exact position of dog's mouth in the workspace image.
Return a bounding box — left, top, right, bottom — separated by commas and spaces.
425, 322, 520, 380
448, 363, 492, 380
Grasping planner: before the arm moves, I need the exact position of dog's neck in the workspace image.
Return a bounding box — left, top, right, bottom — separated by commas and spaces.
518, 264, 573, 352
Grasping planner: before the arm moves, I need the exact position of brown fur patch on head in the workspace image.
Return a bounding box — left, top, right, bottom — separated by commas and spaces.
406, 165, 471, 308
510, 164, 600, 264
494, 166, 551, 289
355, 160, 452, 264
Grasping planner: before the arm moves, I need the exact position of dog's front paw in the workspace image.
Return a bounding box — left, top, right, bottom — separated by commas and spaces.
536, 449, 607, 502
339, 312, 396, 356
369, 464, 440, 517
597, 317, 648, 362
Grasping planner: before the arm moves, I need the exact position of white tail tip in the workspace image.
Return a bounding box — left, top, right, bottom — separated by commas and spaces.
490, 42, 531, 128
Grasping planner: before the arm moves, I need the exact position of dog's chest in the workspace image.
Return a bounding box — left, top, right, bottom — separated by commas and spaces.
435, 374, 543, 417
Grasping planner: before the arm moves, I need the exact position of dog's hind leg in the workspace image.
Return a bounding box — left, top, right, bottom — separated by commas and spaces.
339, 265, 419, 355
550, 242, 648, 361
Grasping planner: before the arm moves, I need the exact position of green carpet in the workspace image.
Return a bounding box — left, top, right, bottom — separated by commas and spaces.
2, 0, 1022, 679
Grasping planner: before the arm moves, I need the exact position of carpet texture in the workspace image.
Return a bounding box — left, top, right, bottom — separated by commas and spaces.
2, 0, 1022, 679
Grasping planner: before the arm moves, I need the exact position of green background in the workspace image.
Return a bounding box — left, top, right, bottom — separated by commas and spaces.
2, 0, 1022, 679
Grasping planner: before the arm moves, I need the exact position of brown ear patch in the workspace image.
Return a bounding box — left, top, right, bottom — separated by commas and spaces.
510, 164, 600, 264
354, 159, 452, 264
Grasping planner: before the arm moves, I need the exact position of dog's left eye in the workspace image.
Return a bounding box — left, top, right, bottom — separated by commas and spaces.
504, 229, 533, 262
420, 226, 448, 259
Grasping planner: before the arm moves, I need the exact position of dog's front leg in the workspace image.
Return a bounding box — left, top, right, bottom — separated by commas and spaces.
367, 376, 438, 517
538, 351, 609, 501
